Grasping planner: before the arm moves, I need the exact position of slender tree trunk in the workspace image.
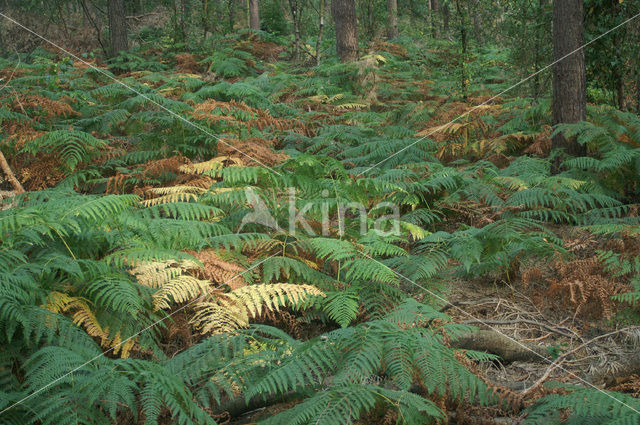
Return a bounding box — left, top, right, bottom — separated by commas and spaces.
442, 3, 450, 35
472, 0, 482, 45
552, 0, 587, 160
455, 0, 468, 99
249, 0, 260, 30
227, 0, 236, 32
107, 0, 128, 56
316, 0, 327, 65
179, 0, 190, 42
386, 0, 398, 39
289, 0, 302, 60
202, 0, 209, 38
532, 0, 548, 101
331, 0, 359, 62
430, 0, 440, 39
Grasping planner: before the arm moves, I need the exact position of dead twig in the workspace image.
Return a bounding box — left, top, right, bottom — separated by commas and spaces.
461, 318, 579, 341
0, 149, 24, 194
522, 327, 639, 395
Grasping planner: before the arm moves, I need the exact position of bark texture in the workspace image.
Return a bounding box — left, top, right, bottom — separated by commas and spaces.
249, 0, 260, 30
453, 330, 549, 363
386, 0, 398, 39
552, 0, 586, 157
332, 0, 359, 62
0, 150, 24, 194
107, 0, 128, 56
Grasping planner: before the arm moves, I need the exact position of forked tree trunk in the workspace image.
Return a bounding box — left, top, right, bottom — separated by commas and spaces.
331, 0, 359, 62
386, 0, 398, 39
107, 0, 128, 56
552, 0, 586, 159
249, 0, 260, 30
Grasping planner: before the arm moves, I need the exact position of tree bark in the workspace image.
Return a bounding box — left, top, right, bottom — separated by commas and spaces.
331, 0, 359, 62
386, 0, 398, 39
552, 0, 586, 159
471, 0, 482, 45
289, 0, 301, 60
249, 0, 260, 30
316, 0, 327, 65
107, 0, 128, 56
452, 330, 549, 363
455, 0, 468, 100
442, 2, 450, 35
430, 0, 440, 39
0, 150, 24, 194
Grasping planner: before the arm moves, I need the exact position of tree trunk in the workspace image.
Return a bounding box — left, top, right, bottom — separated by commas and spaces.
552, 0, 586, 159
179, 0, 190, 42
386, 0, 398, 39
430, 0, 440, 39
227, 0, 236, 32
107, 0, 128, 56
455, 0, 468, 100
202, 0, 209, 38
316, 0, 327, 65
331, 0, 358, 62
442, 2, 450, 35
249, 0, 260, 30
471, 0, 482, 45
289, 0, 301, 60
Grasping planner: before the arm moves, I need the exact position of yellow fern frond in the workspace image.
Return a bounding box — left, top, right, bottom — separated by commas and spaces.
146, 185, 208, 196
190, 284, 325, 335
153, 275, 211, 310
179, 156, 236, 174
334, 102, 368, 110
44, 291, 76, 313
45, 292, 135, 357
131, 260, 199, 287
190, 301, 249, 334
142, 185, 210, 206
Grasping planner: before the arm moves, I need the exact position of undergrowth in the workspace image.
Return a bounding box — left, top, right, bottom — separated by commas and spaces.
0, 32, 639, 425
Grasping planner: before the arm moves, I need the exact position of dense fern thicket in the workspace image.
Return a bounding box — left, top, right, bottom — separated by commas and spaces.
0, 29, 639, 425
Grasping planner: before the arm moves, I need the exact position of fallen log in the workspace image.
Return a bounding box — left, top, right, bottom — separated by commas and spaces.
452, 329, 550, 363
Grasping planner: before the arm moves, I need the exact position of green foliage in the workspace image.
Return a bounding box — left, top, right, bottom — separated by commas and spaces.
523, 384, 640, 425
1, 16, 640, 425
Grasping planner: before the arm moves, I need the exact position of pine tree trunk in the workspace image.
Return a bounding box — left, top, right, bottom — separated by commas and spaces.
430, 0, 440, 39
552, 0, 586, 158
386, 0, 398, 39
108, 0, 128, 56
249, 0, 260, 30
442, 3, 450, 35
331, 0, 359, 62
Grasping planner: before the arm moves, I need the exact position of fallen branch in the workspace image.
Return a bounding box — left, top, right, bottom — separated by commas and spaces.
452, 329, 549, 363
0, 149, 24, 194
523, 326, 639, 394
461, 318, 581, 341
